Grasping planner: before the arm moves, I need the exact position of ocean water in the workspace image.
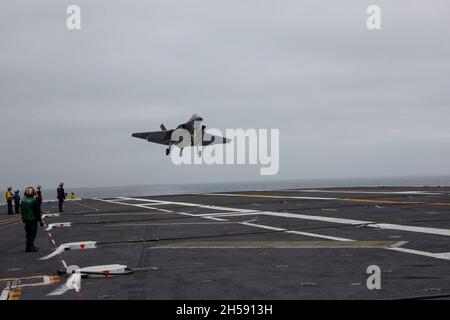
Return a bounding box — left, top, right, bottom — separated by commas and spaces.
69, 175, 450, 199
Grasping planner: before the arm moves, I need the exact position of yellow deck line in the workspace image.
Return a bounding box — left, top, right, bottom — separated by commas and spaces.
217, 194, 287, 199
8, 288, 21, 300
0, 216, 20, 222
0, 217, 21, 225
0, 222, 21, 230
50, 276, 60, 284
1, 275, 60, 301
202, 193, 450, 206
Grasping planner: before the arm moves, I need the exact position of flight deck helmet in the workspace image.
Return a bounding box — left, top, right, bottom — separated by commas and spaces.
24, 187, 36, 197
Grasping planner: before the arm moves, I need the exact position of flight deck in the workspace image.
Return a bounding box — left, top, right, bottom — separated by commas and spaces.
1, 187, 450, 300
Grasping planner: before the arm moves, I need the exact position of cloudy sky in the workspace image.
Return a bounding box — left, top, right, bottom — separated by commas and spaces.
1, 0, 450, 189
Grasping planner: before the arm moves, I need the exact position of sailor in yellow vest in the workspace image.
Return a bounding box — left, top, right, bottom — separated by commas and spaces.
5, 187, 13, 215
21, 187, 44, 252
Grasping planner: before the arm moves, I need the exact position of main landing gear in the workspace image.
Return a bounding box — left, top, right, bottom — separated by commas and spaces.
165, 145, 183, 156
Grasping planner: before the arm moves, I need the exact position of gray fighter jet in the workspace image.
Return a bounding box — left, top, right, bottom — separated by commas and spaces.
132, 114, 230, 156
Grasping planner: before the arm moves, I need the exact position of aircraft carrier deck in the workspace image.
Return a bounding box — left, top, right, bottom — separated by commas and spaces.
1, 187, 450, 300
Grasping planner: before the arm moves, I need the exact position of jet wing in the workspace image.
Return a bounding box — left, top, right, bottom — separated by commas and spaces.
132, 130, 230, 146
131, 131, 172, 145
202, 133, 231, 146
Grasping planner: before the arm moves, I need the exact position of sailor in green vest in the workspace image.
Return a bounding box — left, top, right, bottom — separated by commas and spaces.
21, 187, 44, 252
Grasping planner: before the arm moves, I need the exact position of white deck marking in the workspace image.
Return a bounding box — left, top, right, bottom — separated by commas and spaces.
95, 200, 174, 212
200, 192, 450, 206
285, 230, 353, 242
196, 212, 260, 217
0, 287, 10, 300
88, 212, 167, 217
135, 206, 173, 213
98, 197, 450, 237
389, 241, 409, 248
263, 212, 450, 237
258, 211, 370, 225
369, 223, 450, 237
114, 197, 368, 224
203, 216, 228, 222
115, 197, 263, 213
135, 202, 173, 206
97, 198, 356, 242
212, 213, 264, 218
105, 222, 237, 227
201, 193, 339, 201
94, 197, 450, 260
387, 247, 450, 260
241, 222, 286, 232
281, 189, 444, 195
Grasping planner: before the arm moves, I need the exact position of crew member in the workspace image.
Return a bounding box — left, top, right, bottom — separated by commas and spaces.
57, 183, 65, 213
13, 190, 21, 214
5, 187, 13, 215
36, 185, 43, 213
21, 187, 44, 252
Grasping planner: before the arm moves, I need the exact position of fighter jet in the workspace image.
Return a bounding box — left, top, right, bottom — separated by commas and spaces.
132, 114, 231, 156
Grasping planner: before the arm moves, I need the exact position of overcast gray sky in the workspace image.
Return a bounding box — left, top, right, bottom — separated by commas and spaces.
1, 0, 450, 188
